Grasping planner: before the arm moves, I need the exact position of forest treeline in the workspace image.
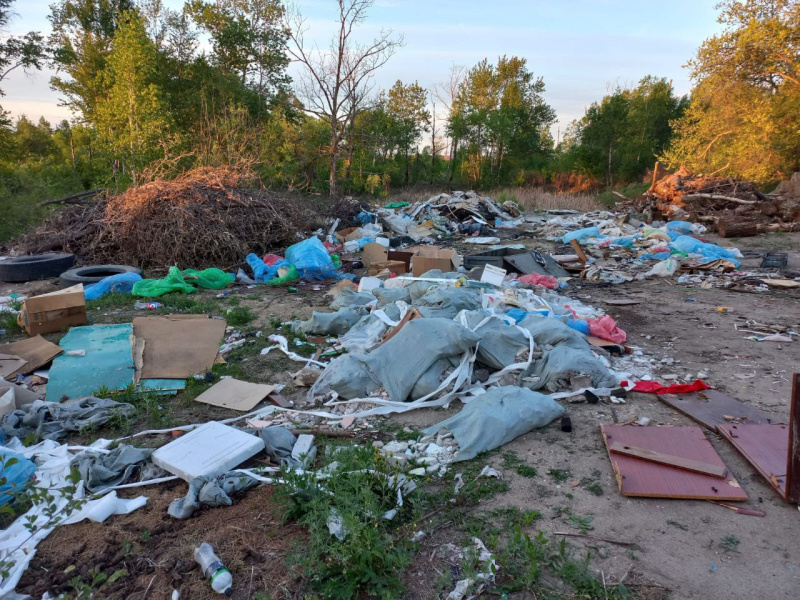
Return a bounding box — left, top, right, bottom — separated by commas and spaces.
0, 0, 798, 212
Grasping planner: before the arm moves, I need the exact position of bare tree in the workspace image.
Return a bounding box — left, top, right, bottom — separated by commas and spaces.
285, 0, 403, 195
432, 63, 466, 182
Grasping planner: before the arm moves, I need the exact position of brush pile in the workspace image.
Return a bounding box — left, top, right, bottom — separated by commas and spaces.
623, 166, 800, 237
18, 167, 359, 269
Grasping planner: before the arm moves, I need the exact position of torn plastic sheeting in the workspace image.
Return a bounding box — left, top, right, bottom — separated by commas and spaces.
295, 306, 369, 336
406, 270, 462, 302
671, 235, 741, 267
285, 237, 337, 281
168, 471, 259, 519
518, 315, 591, 350
587, 315, 626, 344
363, 318, 481, 402
308, 353, 381, 400
329, 288, 377, 310
562, 227, 601, 244
72, 444, 154, 493
423, 386, 565, 462
460, 310, 530, 371
260, 335, 328, 368
518, 273, 558, 289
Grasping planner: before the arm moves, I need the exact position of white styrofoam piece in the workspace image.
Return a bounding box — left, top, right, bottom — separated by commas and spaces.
480, 264, 506, 287
357, 277, 383, 293
152, 422, 265, 481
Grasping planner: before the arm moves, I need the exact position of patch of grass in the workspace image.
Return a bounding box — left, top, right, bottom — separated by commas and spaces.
489, 506, 542, 528
86, 293, 136, 312
225, 305, 255, 326
0, 311, 22, 336
501, 451, 538, 478
579, 469, 603, 496
720, 535, 740, 553
274, 445, 416, 600
548, 468, 571, 483
381, 422, 420, 442
159, 294, 219, 314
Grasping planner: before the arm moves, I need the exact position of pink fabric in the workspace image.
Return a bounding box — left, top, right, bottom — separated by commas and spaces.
588, 315, 627, 343
518, 273, 558, 289
628, 380, 711, 395
263, 254, 284, 266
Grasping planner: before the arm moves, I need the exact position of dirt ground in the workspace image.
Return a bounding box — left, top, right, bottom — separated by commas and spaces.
5, 229, 800, 599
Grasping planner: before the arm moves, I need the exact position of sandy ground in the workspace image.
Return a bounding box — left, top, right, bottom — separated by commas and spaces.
5, 229, 800, 599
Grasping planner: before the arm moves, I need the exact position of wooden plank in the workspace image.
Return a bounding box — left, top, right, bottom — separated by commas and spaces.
601, 425, 747, 501
609, 441, 727, 478
717, 423, 788, 499
658, 390, 774, 431
786, 374, 800, 503
570, 239, 588, 264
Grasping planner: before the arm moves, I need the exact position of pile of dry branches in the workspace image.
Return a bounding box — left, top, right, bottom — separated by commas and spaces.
19, 166, 359, 269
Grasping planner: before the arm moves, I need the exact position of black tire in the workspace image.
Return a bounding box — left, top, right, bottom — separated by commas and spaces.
0, 253, 76, 283
59, 265, 142, 288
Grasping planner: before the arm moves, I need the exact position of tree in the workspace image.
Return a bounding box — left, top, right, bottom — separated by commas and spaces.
285, 0, 403, 195
49, 0, 136, 121
1, 0, 47, 124
385, 80, 429, 183
93, 12, 172, 184
664, 0, 800, 181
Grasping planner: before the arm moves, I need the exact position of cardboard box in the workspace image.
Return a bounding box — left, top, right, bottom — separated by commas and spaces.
411, 246, 462, 277
362, 242, 413, 274
17, 284, 87, 335
369, 260, 406, 276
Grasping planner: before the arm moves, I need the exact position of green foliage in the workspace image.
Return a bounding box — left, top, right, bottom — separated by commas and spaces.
225, 305, 255, 326
548, 468, 570, 483
274, 445, 415, 600
501, 451, 538, 478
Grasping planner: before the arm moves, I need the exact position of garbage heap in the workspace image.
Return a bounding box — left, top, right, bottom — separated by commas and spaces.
624, 167, 800, 237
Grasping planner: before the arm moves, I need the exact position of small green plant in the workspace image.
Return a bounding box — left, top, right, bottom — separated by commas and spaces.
579, 469, 603, 496
140, 528, 151, 542
721, 535, 740, 553
567, 514, 594, 534
67, 568, 128, 599
226, 306, 255, 326
548, 468, 571, 483
502, 451, 538, 478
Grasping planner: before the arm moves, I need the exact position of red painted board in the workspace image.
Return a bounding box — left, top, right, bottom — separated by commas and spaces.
717, 423, 788, 499
602, 425, 747, 501
658, 390, 774, 431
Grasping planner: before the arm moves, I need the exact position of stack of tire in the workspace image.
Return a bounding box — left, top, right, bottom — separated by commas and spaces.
0, 253, 141, 286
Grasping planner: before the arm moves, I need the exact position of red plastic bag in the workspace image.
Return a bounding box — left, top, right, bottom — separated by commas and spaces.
518, 273, 558, 289
262, 254, 284, 266
588, 315, 627, 344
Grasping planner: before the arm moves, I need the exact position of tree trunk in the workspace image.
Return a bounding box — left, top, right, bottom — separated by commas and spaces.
448, 137, 459, 184
329, 121, 338, 196
716, 218, 759, 238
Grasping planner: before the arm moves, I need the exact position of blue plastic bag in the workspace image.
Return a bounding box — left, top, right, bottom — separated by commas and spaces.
640, 251, 671, 261
0, 448, 36, 506
563, 227, 601, 244
84, 272, 143, 300
567, 318, 590, 335
670, 235, 741, 267
246, 253, 291, 283
609, 236, 639, 248
666, 220, 694, 235
285, 237, 337, 281
356, 211, 375, 225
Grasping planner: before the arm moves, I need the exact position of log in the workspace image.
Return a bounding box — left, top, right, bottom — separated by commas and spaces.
612, 191, 632, 202
37, 189, 104, 207
717, 218, 759, 238
683, 193, 756, 205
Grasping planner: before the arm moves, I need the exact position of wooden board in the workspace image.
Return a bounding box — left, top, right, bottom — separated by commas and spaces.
133, 315, 226, 379
718, 423, 788, 499
195, 377, 275, 411
0, 335, 62, 378
609, 441, 726, 478
658, 390, 774, 431
0, 354, 27, 378
601, 425, 747, 501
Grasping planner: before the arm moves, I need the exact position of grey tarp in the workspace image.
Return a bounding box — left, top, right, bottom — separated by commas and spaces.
308, 353, 381, 399
407, 270, 462, 302
330, 288, 377, 310
1, 397, 136, 441
295, 306, 369, 336
257, 425, 316, 469
423, 386, 565, 461
409, 356, 459, 400
339, 314, 388, 354
415, 287, 480, 320
372, 288, 410, 308
461, 310, 530, 371
72, 444, 153, 493
363, 318, 480, 402
168, 471, 260, 519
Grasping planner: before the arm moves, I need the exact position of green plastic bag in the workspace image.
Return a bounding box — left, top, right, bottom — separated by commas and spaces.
183, 268, 235, 290
266, 265, 299, 286
133, 267, 196, 297
385, 201, 409, 209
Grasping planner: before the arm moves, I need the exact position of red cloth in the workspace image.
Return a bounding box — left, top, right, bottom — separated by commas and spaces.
588, 315, 627, 344
262, 254, 284, 266
628, 379, 712, 395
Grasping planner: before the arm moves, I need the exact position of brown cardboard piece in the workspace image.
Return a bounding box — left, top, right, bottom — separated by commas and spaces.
133, 315, 227, 379
195, 377, 275, 411
0, 335, 62, 377
335, 227, 362, 243
362, 242, 412, 274
411, 246, 462, 277
17, 284, 87, 335
0, 380, 42, 408
369, 260, 405, 276
0, 354, 28, 379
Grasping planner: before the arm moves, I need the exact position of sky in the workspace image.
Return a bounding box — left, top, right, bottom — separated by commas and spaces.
1, 0, 725, 136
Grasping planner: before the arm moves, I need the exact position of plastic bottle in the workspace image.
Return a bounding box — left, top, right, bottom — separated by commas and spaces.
194, 543, 232, 596
134, 301, 163, 310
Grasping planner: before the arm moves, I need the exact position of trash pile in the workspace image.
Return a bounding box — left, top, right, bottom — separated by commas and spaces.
17, 166, 360, 269
623, 167, 800, 236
